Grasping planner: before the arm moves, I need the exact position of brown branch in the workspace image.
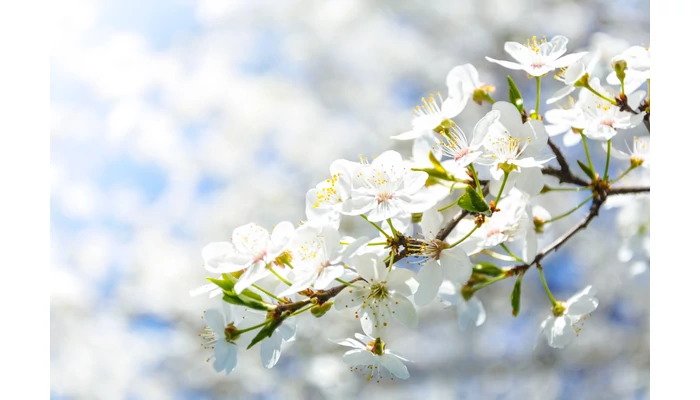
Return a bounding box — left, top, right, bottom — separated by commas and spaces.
609, 186, 650, 195
547, 138, 571, 176
509, 193, 605, 276
542, 166, 589, 187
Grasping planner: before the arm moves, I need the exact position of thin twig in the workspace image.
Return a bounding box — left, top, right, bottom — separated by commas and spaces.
608, 186, 650, 195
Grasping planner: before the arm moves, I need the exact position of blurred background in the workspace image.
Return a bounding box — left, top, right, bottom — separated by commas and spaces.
50, 0, 650, 399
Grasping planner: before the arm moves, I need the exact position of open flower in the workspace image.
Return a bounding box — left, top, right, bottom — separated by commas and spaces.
486, 35, 586, 77
201, 305, 263, 375
608, 136, 650, 168
334, 253, 418, 336
411, 207, 473, 306
479, 102, 552, 196
437, 110, 499, 168
280, 223, 368, 295
448, 189, 538, 263
342, 150, 436, 222
201, 222, 295, 294
305, 159, 358, 228
336, 334, 410, 381
438, 281, 486, 330
538, 285, 599, 348
392, 63, 483, 141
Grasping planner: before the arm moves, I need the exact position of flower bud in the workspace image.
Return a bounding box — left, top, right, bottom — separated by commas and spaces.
612, 57, 627, 84
310, 301, 333, 318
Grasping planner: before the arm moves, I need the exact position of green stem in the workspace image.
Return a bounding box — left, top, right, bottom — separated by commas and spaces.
386, 218, 399, 238
535, 76, 542, 117
584, 83, 616, 105
335, 278, 354, 286
236, 319, 272, 334
269, 268, 292, 286
647, 79, 650, 101
472, 274, 509, 291
468, 164, 483, 197
290, 304, 315, 317
252, 284, 285, 302
604, 139, 612, 180
438, 198, 460, 212
361, 214, 391, 239
500, 243, 524, 263
581, 134, 595, 175
543, 194, 594, 224
450, 225, 479, 248
611, 165, 638, 184
387, 251, 395, 273
482, 248, 518, 262
494, 170, 510, 206
282, 260, 295, 270
340, 241, 387, 246
544, 186, 588, 192
538, 267, 559, 307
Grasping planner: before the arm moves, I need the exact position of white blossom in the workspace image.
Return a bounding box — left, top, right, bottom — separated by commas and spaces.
336, 333, 410, 381
486, 35, 586, 77
334, 253, 418, 336
538, 286, 599, 348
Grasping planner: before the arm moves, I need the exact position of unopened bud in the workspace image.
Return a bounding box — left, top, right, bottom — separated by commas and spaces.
310, 301, 333, 318
612, 57, 627, 84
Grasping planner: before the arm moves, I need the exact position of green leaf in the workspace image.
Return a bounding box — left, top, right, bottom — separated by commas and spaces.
576, 160, 597, 181
247, 322, 272, 350
507, 76, 525, 113
511, 273, 523, 317
222, 292, 271, 311
457, 186, 489, 213
247, 312, 290, 349
472, 262, 505, 278
412, 151, 455, 182
207, 277, 234, 292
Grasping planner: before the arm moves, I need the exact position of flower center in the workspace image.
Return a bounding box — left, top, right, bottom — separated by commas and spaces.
313, 173, 341, 208
376, 192, 394, 203
253, 249, 267, 263
224, 323, 240, 343
369, 282, 389, 301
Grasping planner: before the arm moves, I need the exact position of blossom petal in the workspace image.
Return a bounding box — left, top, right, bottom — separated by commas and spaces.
551, 52, 587, 69
473, 110, 500, 147
414, 259, 442, 306
548, 316, 574, 348
390, 293, 418, 328
485, 56, 524, 71
380, 354, 410, 379
440, 247, 473, 283
260, 332, 282, 369
204, 308, 225, 336
503, 42, 532, 65
234, 260, 269, 294
517, 167, 545, 197
343, 349, 375, 366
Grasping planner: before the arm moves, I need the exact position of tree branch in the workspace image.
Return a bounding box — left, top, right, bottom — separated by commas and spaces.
608, 186, 650, 195
542, 166, 589, 187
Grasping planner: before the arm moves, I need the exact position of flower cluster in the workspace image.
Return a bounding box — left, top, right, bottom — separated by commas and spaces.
192, 35, 650, 380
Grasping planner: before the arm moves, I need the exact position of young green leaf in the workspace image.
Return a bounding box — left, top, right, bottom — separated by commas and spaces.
457, 186, 489, 213
576, 160, 597, 181
472, 262, 505, 278
507, 75, 525, 113
511, 273, 524, 317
